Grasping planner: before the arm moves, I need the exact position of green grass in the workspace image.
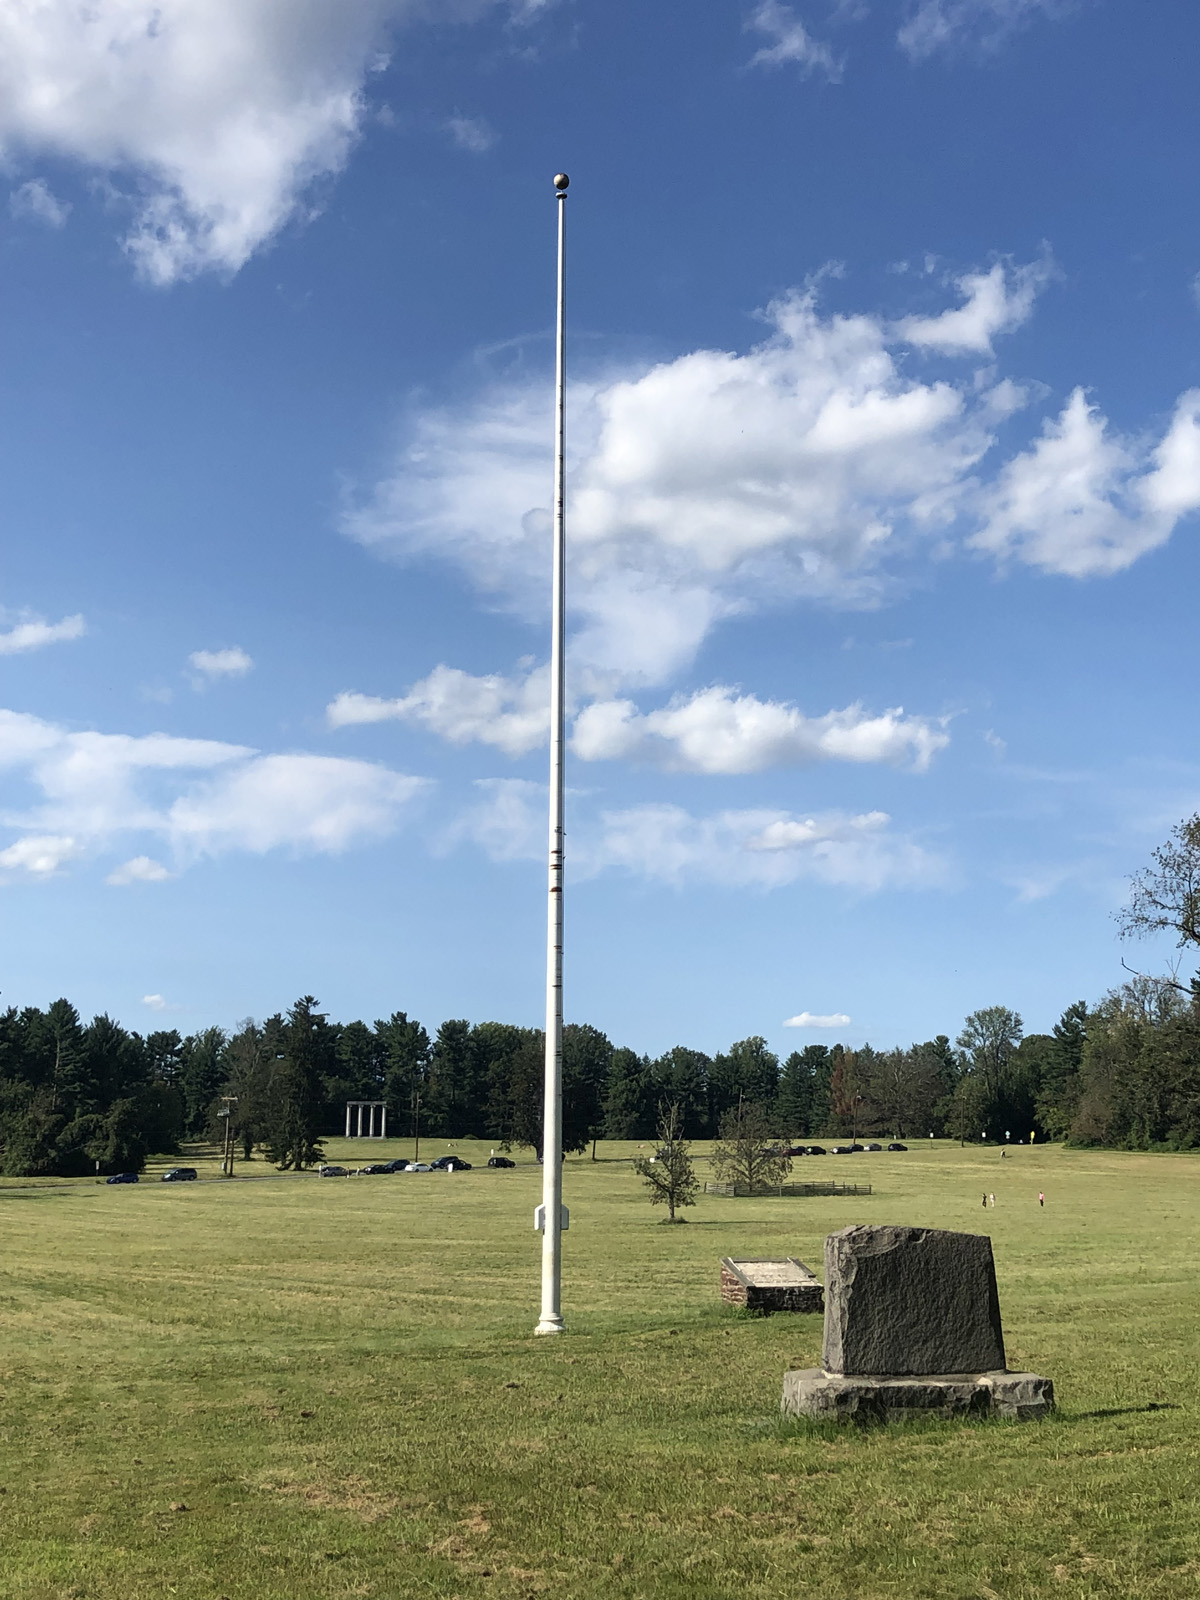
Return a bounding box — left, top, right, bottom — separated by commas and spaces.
2, 1139, 1199, 1598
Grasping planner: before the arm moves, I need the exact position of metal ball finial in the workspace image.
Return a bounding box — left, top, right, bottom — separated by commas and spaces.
553, 172, 569, 192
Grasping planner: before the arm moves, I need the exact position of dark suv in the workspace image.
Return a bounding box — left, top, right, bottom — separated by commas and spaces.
431, 1155, 472, 1171
161, 1167, 198, 1182
487, 1155, 516, 1168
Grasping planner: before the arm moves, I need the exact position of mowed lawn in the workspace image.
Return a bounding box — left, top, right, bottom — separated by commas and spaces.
1, 1140, 1199, 1599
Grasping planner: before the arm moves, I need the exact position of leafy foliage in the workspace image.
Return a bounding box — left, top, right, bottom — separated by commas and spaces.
711, 1101, 791, 1192
632, 1102, 698, 1220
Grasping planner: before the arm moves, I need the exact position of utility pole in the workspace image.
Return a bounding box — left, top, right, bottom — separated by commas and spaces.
412, 1089, 422, 1163
535, 172, 570, 1337
219, 1096, 238, 1177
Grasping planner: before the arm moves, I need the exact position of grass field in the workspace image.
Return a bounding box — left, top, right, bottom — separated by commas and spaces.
2, 1138, 1199, 1599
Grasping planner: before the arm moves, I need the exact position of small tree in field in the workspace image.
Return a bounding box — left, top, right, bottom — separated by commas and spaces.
633, 1101, 697, 1222
711, 1100, 791, 1193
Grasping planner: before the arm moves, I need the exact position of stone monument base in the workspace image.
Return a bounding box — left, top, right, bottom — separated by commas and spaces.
782, 1367, 1054, 1424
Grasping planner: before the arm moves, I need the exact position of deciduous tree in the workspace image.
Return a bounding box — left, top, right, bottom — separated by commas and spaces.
632, 1101, 697, 1221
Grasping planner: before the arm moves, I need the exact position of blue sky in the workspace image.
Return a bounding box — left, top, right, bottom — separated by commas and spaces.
0, 0, 1197, 1055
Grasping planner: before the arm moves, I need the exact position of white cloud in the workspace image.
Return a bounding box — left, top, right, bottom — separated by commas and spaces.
0, 1, 538, 284
571, 687, 948, 773
348, 267, 1200, 680
328, 662, 549, 757
898, 0, 1071, 59
973, 388, 1200, 576
346, 280, 1027, 684
0, 613, 86, 655
9, 178, 71, 228
746, 2, 842, 80
188, 646, 253, 680
445, 114, 495, 153
451, 781, 947, 892
0, 707, 427, 880
143, 993, 169, 1011
784, 1011, 852, 1028
897, 258, 1050, 356
169, 753, 424, 856
444, 777, 545, 862
333, 664, 948, 774
0, 833, 78, 877
107, 855, 172, 885
594, 804, 944, 891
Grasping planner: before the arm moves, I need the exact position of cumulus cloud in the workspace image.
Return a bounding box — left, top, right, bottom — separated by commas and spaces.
0, 833, 78, 877
346, 263, 1200, 674
169, 753, 422, 855
784, 1011, 852, 1028
572, 687, 948, 773
107, 855, 172, 885
188, 646, 254, 681
746, 2, 842, 79
142, 993, 169, 1011
0, 613, 86, 655
9, 178, 71, 228
973, 388, 1200, 576
0, 0, 537, 283
897, 257, 1051, 356
450, 780, 947, 891
346, 278, 1036, 683
898, 0, 1072, 59
332, 663, 948, 774
328, 662, 549, 757
0, 707, 427, 882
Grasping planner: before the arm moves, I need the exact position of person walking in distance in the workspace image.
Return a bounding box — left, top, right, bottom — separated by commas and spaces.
1038, 1191, 1045, 1207
988, 1193, 995, 1207
982, 1193, 987, 1208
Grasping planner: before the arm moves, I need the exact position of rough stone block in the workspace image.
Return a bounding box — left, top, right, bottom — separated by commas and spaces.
822, 1224, 1005, 1377
781, 1368, 1055, 1424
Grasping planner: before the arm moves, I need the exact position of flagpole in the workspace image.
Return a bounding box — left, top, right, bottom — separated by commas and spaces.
535, 171, 569, 1336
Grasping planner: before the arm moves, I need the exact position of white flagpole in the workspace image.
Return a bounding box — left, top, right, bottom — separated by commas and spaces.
535, 172, 569, 1336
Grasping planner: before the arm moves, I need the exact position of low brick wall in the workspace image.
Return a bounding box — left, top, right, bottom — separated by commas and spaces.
721, 1259, 825, 1314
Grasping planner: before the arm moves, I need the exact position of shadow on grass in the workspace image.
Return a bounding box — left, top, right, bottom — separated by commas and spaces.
1065, 1402, 1180, 1420
0, 1188, 97, 1201
764, 1409, 1060, 1441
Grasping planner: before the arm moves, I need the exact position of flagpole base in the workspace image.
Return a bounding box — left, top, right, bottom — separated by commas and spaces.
534, 1314, 565, 1336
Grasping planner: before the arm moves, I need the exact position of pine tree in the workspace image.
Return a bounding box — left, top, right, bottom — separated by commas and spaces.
267, 997, 332, 1170
429, 1019, 480, 1137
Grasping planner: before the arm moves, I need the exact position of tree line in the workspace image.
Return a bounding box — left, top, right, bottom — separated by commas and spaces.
2, 986, 1197, 1177
1, 811, 1197, 1175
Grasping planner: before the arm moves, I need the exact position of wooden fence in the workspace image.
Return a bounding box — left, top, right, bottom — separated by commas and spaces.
702, 1180, 872, 1199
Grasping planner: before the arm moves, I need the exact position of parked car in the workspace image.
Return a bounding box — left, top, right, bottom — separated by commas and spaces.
865, 1143, 883, 1152
356, 1163, 393, 1175
831, 1145, 856, 1155
161, 1167, 197, 1182
105, 1172, 139, 1184
887, 1142, 908, 1152
785, 1146, 807, 1156
384, 1159, 413, 1172
487, 1156, 516, 1168
430, 1155, 472, 1171
318, 1164, 349, 1178
405, 1162, 432, 1172
804, 1145, 827, 1156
